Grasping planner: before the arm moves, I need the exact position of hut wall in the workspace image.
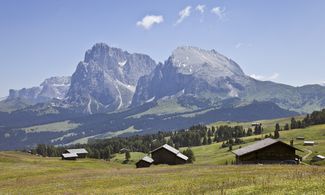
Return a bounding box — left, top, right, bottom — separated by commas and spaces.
136, 160, 151, 168
238, 142, 296, 164
152, 149, 186, 165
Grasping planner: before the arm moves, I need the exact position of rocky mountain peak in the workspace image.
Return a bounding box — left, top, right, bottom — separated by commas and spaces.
170, 46, 245, 77
66, 43, 157, 113
6, 76, 71, 105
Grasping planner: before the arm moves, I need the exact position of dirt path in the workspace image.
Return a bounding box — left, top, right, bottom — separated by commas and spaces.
302, 149, 313, 160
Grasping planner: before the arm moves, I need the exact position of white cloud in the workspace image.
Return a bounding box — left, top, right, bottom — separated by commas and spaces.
136, 15, 164, 30
235, 42, 242, 49
196, 4, 206, 13
211, 6, 226, 18
250, 73, 279, 81
176, 6, 191, 24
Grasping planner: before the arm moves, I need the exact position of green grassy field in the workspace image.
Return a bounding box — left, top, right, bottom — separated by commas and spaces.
1, 152, 325, 194
1, 119, 325, 194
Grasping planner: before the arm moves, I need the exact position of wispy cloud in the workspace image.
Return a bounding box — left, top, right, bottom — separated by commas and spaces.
136, 15, 164, 30
211, 6, 226, 19
250, 73, 280, 81
176, 6, 191, 25
235, 42, 242, 49
195, 4, 206, 13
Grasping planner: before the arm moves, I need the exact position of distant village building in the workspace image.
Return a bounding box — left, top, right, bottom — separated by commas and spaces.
65, 148, 88, 158
119, 148, 129, 154
151, 144, 188, 165
136, 156, 154, 168
251, 123, 262, 127
232, 138, 302, 164
312, 155, 325, 162
303, 141, 315, 146
61, 153, 78, 160
296, 137, 305, 140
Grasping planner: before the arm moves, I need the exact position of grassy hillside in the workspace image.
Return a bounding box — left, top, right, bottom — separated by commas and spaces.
1, 151, 325, 194
1, 122, 325, 194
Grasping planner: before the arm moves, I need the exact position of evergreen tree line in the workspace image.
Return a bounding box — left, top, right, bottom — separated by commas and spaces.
31, 124, 253, 159
33, 108, 325, 160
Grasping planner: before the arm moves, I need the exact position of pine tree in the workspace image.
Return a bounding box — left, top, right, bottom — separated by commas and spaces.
228, 144, 233, 151
125, 151, 131, 161
274, 129, 280, 139
202, 136, 208, 145
182, 148, 195, 163
207, 136, 212, 144
275, 123, 280, 131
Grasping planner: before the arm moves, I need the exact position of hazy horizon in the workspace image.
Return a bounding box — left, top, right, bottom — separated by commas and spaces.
1, 0, 324, 97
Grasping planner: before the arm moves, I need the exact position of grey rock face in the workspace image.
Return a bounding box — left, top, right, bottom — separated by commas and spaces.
132, 46, 325, 113
65, 43, 157, 113
7, 76, 71, 104
132, 46, 251, 107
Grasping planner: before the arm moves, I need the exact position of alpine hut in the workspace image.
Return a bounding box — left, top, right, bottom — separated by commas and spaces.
303, 141, 315, 146
232, 138, 302, 164
151, 144, 188, 165
61, 153, 78, 160
65, 148, 88, 158
136, 156, 154, 168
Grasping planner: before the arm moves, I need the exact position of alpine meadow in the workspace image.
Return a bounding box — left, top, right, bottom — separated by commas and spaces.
1, 1, 325, 194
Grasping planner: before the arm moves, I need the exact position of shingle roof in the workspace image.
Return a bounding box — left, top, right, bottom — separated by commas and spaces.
151, 144, 188, 161
141, 156, 154, 163
177, 153, 189, 161
66, 148, 88, 154
232, 138, 301, 156
62, 153, 78, 158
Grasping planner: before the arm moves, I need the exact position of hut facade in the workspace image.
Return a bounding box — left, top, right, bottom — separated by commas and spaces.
61, 153, 78, 160
151, 144, 188, 165
136, 156, 154, 168
232, 138, 302, 164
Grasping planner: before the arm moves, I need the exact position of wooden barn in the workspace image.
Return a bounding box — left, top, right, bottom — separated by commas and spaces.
136, 156, 154, 168
312, 155, 325, 162
65, 148, 88, 158
232, 138, 302, 164
303, 141, 315, 146
151, 144, 188, 165
61, 153, 78, 160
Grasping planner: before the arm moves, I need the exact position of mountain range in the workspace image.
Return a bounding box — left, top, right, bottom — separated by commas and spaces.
1, 43, 325, 149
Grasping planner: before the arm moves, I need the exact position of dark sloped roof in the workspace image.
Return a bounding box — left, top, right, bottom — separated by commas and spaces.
151, 144, 189, 161
232, 138, 302, 156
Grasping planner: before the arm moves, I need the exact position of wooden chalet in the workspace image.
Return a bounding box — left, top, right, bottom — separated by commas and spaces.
61, 153, 78, 160
303, 141, 315, 146
65, 148, 88, 158
232, 138, 302, 164
312, 155, 325, 162
151, 144, 188, 165
136, 156, 154, 168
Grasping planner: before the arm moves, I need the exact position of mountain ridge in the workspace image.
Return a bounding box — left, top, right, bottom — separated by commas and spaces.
1, 43, 325, 149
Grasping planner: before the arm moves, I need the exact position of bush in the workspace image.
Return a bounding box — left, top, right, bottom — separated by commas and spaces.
182, 148, 195, 163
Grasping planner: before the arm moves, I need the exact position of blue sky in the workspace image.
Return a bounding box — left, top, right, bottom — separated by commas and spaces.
0, 0, 324, 97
